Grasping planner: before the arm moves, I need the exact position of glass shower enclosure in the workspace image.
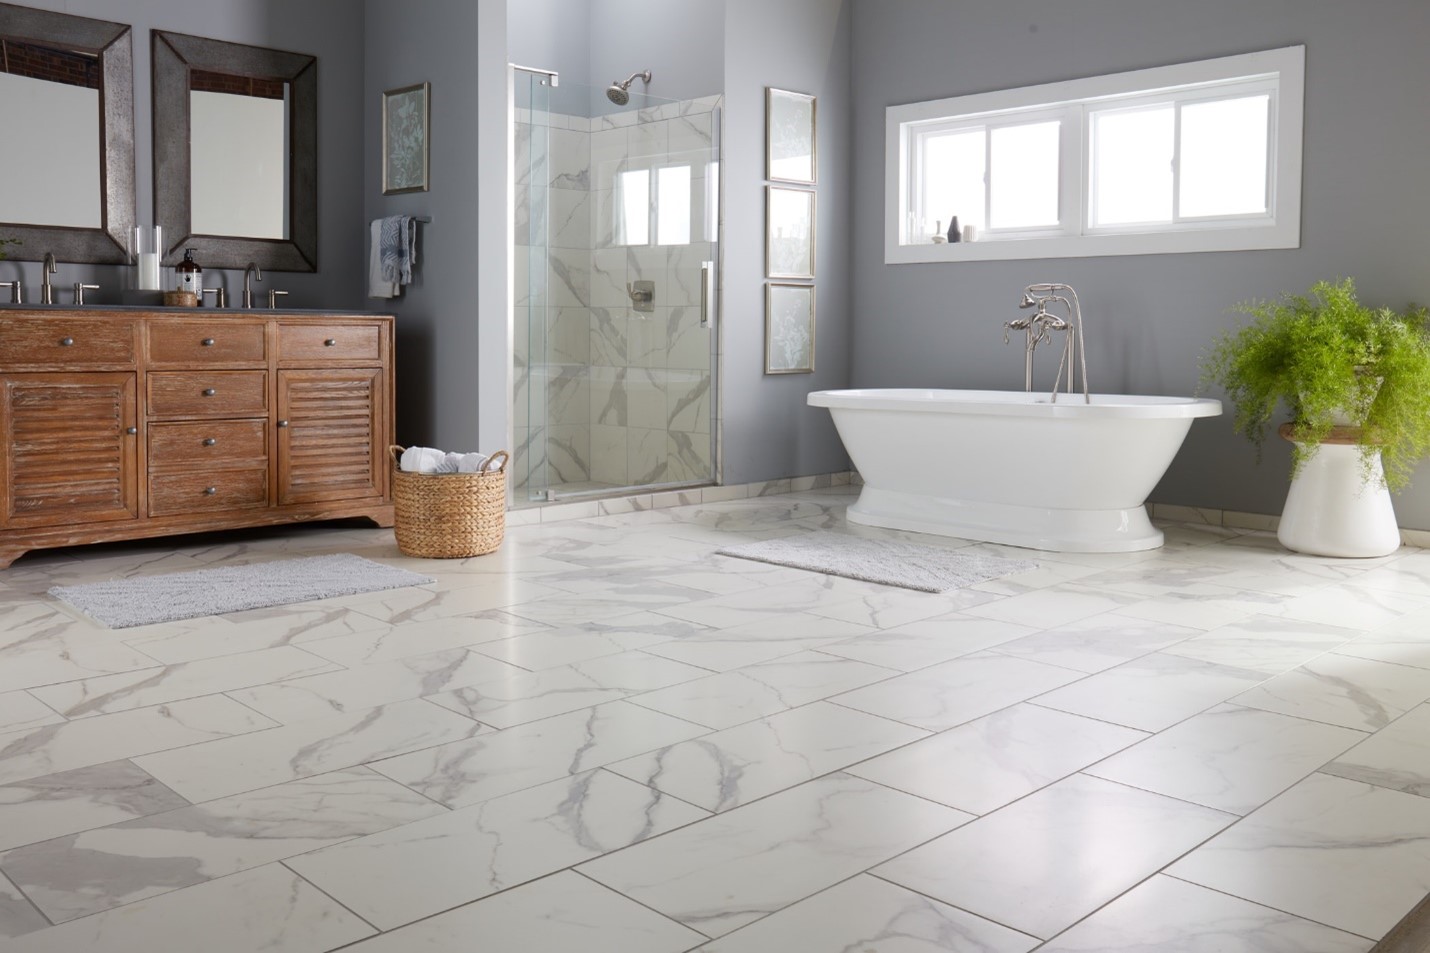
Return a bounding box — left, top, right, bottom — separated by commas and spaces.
513, 66, 720, 501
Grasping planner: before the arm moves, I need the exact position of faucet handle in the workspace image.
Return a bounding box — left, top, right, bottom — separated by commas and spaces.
267, 289, 289, 310
73, 283, 100, 306
202, 288, 227, 309
1, 280, 21, 304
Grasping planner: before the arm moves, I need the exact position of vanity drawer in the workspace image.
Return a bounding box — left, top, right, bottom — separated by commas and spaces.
147, 419, 268, 470
148, 323, 266, 365
0, 317, 136, 367
278, 324, 382, 363
147, 371, 268, 417
149, 468, 268, 517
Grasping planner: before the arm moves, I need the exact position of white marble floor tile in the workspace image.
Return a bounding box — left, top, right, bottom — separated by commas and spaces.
0, 634, 163, 695
1032, 653, 1268, 732
288, 768, 706, 930
1037, 874, 1373, 952
578, 772, 972, 939
470, 619, 687, 670
425, 651, 710, 728
1160, 615, 1354, 675
695, 873, 1038, 953
1169, 772, 1430, 939
371, 700, 710, 808
808, 587, 1000, 629
0, 760, 188, 852
628, 651, 899, 730
1085, 703, 1367, 814
989, 613, 1202, 674
652, 577, 887, 629
121, 605, 390, 663
1111, 584, 1294, 630
0, 696, 274, 786
341, 578, 565, 624
641, 634, 845, 672
874, 773, 1234, 939
1323, 702, 1430, 796
1270, 584, 1430, 632
339, 871, 706, 953
609, 701, 927, 812
1335, 636, 1430, 671
508, 581, 726, 627
962, 584, 1141, 629
132, 698, 481, 802
0, 864, 373, 952
0, 692, 62, 734
228, 648, 525, 724
0, 766, 444, 922
848, 703, 1146, 814
1232, 653, 1430, 731
29, 647, 338, 719
0, 870, 48, 940
1348, 552, 1430, 598
816, 615, 1036, 672
290, 610, 547, 667
830, 651, 1084, 731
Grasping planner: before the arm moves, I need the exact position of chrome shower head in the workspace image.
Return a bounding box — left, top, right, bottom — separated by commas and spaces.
606, 70, 652, 105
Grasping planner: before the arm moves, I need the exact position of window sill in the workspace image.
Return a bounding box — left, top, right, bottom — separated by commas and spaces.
885, 221, 1300, 264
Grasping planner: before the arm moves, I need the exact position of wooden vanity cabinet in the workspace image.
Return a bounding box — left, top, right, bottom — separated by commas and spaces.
0, 309, 395, 568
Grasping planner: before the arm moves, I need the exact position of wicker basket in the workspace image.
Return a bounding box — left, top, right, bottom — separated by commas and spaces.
389, 446, 509, 558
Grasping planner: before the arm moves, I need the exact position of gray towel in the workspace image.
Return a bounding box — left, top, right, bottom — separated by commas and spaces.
369, 215, 418, 298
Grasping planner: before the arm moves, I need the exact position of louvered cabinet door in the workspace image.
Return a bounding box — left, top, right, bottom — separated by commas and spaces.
0, 373, 139, 527
275, 369, 385, 505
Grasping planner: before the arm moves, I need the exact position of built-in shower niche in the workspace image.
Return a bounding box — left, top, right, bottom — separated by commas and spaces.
515, 91, 720, 499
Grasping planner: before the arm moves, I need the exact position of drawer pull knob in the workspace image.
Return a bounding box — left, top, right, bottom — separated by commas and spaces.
324, 338, 337, 347
59, 337, 74, 347
125, 426, 138, 435
204, 486, 218, 495
201, 338, 215, 347
202, 437, 217, 446
277, 419, 289, 428
202, 388, 216, 397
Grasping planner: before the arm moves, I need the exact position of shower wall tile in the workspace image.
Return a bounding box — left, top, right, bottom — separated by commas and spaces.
549, 189, 590, 251
628, 428, 670, 486
591, 426, 629, 486
627, 313, 666, 368
546, 365, 589, 428
590, 188, 616, 249
667, 431, 711, 484
628, 246, 666, 286
591, 128, 629, 193
629, 119, 668, 161
548, 249, 589, 308
625, 368, 668, 431
548, 127, 589, 190
513, 245, 530, 306
667, 369, 711, 433
667, 243, 711, 307
590, 366, 628, 427
548, 309, 590, 365
590, 249, 628, 308
546, 426, 591, 485
668, 112, 713, 160
590, 309, 628, 367
667, 307, 709, 371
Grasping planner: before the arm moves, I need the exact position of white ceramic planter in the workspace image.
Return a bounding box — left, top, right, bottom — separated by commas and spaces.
1277, 439, 1400, 557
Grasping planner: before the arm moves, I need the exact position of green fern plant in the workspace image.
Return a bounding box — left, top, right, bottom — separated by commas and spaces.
1201, 278, 1430, 491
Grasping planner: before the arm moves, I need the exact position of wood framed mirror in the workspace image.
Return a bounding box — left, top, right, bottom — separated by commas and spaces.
0, 2, 134, 264
152, 30, 316, 271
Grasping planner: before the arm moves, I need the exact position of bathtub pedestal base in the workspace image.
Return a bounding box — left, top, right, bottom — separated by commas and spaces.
847, 487, 1165, 553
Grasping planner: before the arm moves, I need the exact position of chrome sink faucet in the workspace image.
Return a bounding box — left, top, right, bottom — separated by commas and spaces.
41, 253, 57, 304
242, 262, 263, 308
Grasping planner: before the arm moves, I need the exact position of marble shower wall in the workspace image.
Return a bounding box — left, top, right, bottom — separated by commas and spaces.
515, 95, 721, 495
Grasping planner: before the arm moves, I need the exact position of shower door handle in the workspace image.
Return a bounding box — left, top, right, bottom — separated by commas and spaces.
700, 261, 715, 329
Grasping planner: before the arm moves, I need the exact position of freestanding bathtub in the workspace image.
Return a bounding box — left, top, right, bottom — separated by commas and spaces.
808, 389, 1222, 552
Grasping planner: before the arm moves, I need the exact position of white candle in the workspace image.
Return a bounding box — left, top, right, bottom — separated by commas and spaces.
138, 252, 160, 290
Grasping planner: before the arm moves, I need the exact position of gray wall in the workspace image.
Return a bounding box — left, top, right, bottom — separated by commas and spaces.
721, 0, 854, 485
850, 0, 1430, 524
2, 0, 365, 310
363, 0, 485, 452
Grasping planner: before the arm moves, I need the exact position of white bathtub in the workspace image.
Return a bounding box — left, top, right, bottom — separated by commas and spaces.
808, 389, 1222, 552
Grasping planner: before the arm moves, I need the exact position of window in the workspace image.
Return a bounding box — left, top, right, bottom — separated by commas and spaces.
615, 162, 701, 247
886, 46, 1303, 263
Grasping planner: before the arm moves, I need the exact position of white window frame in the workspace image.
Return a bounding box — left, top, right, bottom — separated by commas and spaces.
885, 46, 1304, 264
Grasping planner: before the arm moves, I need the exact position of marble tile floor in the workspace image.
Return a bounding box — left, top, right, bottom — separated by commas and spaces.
2, 487, 1430, 950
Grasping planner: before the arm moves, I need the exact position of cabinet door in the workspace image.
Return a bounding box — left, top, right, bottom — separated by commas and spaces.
0, 374, 139, 527
276, 369, 385, 505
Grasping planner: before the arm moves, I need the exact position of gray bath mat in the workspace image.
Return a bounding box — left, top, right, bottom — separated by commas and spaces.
49, 554, 434, 629
718, 531, 1037, 593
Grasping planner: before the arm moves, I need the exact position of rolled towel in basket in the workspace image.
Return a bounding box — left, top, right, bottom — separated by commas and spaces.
453, 452, 490, 473
399, 446, 447, 473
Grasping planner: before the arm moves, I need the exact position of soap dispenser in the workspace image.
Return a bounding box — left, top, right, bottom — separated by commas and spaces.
176, 249, 204, 300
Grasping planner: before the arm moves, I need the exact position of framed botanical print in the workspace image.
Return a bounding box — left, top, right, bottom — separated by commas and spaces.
766, 282, 815, 374
766, 186, 815, 280
766, 87, 816, 184
382, 82, 430, 195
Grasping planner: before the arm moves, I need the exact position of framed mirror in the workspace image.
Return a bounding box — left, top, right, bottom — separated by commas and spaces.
0, 3, 134, 264
152, 30, 316, 271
